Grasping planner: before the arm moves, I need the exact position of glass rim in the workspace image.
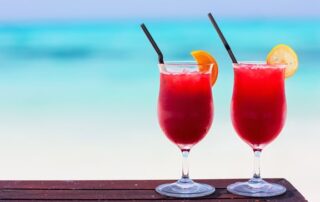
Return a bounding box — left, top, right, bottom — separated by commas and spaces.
158, 61, 213, 74
233, 61, 287, 69
160, 61, 215, 66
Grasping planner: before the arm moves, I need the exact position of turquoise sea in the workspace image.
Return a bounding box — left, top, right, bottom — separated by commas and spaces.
0, 19, 319, 200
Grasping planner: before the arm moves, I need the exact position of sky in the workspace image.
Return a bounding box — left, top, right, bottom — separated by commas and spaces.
0, 0, 319, 22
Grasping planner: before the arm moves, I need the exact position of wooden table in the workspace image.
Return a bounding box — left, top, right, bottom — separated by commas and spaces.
0, 179, 306, 201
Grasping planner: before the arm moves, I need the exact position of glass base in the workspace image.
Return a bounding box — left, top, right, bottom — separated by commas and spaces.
227, 178, 286, 197
156, 178, 215, 198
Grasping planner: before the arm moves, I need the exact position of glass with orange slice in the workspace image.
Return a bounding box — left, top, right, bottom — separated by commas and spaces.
155, 51, 218, 198
140, 22, 220, 199
227, 44, 299, 197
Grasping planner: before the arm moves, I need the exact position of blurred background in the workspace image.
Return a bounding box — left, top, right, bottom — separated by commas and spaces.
0, 0, 319, 200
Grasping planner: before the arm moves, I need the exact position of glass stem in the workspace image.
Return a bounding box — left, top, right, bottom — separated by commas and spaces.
252, 150, 262, 182
180, 149, 191, 183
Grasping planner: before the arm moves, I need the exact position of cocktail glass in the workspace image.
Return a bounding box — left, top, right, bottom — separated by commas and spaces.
227, 62, 287, 197
156, 61, 215, 198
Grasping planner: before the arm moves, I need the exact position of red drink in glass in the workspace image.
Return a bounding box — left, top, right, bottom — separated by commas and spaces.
231, 63, 286, 150
156, 62, 215, 198
227, 62, 287, 197
158, 71, 213, 149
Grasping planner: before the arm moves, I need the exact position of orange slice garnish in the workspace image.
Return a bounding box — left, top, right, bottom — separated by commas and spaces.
191, 50, 219, 86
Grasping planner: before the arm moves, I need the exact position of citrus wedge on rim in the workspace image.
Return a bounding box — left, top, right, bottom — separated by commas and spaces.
266, 44, 298, 78
191, 50, 219, 86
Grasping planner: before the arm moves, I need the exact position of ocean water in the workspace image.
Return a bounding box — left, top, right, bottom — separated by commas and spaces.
0, 19, 319, 200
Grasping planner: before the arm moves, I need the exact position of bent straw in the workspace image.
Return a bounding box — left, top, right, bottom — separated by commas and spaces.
140, 23, 164, 64
208, 13, 238, 63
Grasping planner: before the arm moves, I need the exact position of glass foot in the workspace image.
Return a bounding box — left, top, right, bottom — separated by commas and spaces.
227, 178, 286, 197
156, 178, 215, 198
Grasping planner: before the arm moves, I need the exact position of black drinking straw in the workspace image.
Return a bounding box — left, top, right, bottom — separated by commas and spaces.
140, 23, 164, 64
208, 13, 238, 63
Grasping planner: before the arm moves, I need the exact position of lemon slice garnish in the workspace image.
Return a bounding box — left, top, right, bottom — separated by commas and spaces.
266, 44, 298, 78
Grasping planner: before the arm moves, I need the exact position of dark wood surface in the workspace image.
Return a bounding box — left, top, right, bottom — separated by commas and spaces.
0, 179, 306, 201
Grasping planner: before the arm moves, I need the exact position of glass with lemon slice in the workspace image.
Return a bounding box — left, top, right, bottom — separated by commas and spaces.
227, 44, 299, 197
156, 51, 218, 198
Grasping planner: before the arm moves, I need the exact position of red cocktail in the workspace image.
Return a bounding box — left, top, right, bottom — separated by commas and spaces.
156, 62, 215, 198
231, 63, 286, 150
158, 70, 213, 149
227, 62, 287, 197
